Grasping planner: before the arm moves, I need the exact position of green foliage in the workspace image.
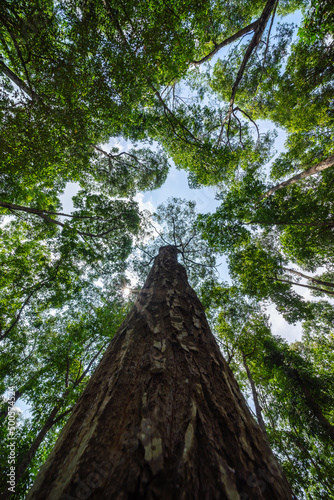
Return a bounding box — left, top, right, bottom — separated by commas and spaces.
0, 296, 128, 497
211, 297, 334, 499
129, 198, 219, 294
1, 0, 334, 497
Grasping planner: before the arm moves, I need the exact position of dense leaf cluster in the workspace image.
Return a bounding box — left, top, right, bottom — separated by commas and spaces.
0, 0, 333, 498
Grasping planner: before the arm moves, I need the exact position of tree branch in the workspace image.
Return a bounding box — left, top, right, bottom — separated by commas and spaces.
217, 0, 278, 145
192, 20, 259, 66
248, 220, 334, 228
91, 144, 149, 166
0, 15, 36, 96
152, 84, 200, 143
282, 267, 334, 289
51, 407, 73, 426
0, 59, 37, 100
257, 0, 278, 88
0, 201, 118, 238
0, 261, 62, 341
273, 277, 334, 297
234, 106, 260, 144
77, 344, 106, 383
261, 154, 334, 199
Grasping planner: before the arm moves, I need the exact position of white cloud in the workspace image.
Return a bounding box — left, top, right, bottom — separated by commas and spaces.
134, 192, 156, 214
60, 182, 80, 213
266, 303, 302, 343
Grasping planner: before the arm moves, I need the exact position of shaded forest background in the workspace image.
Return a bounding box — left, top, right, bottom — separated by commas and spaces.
0, 0, 333, 498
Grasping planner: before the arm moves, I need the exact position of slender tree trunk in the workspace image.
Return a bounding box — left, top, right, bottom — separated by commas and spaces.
261, 154, 334, 199
261, 397, 298, 498
293, 371, 334, 442
241, 352, 268, 437
282, 267, 334, 289
1, 399, 72, 499
291, 427, 334, 493
27, 246, 292, 500
273, 277, 334, 296
0, 60, 35, 99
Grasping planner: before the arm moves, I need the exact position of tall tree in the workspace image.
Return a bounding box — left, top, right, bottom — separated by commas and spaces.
0, 291, 128, 498
130, 197, 219, 294
26, 246, 292, 499
1, 0, 333, 497
209, 293, 334, 499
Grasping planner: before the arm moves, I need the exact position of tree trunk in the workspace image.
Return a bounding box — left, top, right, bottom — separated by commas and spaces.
294, 371, 334, 443
261, 154, 334, 199
241, 352, 268, 437
273, 277, 334, 297
26, 245, 292, 500
282, 267, 334, 289
0, 60, 35, 99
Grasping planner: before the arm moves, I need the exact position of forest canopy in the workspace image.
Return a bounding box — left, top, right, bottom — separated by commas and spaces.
0, 0, 333, 498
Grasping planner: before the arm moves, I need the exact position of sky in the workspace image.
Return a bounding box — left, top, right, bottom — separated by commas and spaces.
134, 9, 306, 344
14, 8, 308, 417
138, 164, 304, 344
61, 117, 303, 345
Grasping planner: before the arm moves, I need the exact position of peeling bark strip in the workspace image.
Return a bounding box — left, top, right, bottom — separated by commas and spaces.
27, 246, 292, 500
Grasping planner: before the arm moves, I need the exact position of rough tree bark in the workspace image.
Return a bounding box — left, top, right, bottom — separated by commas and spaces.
26, 245, 292, 500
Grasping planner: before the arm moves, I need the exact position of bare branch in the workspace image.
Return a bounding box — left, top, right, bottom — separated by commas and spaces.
152, 84, 199, 143
282, 267, 334, 289
234, 107, 260, 145
217, 0, 278, 141
247, 220, 334, 228
272, 277, 334, 297
182, 255, 220, 269
233, 111, 246, 149
0, 59, 36, 99
0, 17, 36, 97
182, 232, 197, 251
0, 201, 119, 238
148, 220, 170, 246
192, 20, 259, 66
77, 344, 107, 383
259, 0, 278, 78
91, 144, 150, 167
261, 154, 334, 199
